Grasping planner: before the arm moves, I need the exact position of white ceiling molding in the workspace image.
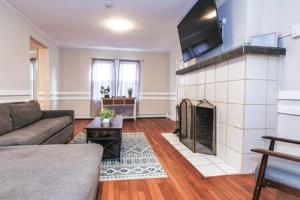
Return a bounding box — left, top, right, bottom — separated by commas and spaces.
58, 43, 170, 53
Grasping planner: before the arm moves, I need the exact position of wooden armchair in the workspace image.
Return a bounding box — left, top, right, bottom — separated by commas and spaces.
252, 136, 300, 200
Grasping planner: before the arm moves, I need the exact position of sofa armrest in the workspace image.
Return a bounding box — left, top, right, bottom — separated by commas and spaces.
42, 110, 74, 119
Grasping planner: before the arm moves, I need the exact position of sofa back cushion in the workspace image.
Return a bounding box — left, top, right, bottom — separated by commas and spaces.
0, 104, 13, 135
9, 101, 42, 129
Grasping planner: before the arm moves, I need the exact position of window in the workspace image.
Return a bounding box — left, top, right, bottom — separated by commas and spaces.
90, 59, 140, 116
91, 59, 115, 101
116, 60, 140, 97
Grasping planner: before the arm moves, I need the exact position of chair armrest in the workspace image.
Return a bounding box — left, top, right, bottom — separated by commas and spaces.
263, 136, 300, 145
42, 110, 74, 119
252, 148, 300, 163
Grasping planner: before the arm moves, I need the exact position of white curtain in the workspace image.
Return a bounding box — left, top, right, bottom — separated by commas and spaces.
116, 60, 140, 98
90, 59, 140, 117
90, 59, 115, 117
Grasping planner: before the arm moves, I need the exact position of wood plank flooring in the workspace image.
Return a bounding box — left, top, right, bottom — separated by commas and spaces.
75, 118, 298, 200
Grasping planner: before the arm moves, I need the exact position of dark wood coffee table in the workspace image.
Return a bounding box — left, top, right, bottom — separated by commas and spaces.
85, 116, 123, 160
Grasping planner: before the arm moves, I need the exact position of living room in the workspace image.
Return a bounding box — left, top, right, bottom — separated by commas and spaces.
1, 0, 300, 199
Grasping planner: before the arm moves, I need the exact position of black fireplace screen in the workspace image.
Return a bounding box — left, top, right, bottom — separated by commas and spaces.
179, 99, 216, 155
179, 99, 194, 151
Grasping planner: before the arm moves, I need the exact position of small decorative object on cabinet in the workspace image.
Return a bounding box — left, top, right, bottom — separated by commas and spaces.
127, 87, 133, 98
100, 86, 110, 98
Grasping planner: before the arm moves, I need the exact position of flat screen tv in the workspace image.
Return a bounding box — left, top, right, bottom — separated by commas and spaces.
177, 0, 223, 62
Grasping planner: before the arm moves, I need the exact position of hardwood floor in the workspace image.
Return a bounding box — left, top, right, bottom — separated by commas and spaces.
75, 118, 298, 200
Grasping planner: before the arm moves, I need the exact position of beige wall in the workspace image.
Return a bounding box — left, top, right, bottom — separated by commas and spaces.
168, 44, 182, 120
0, 0, 174, 118
37, 48, 50, 109
53, 47, 174, 118
0, 0, 59, 105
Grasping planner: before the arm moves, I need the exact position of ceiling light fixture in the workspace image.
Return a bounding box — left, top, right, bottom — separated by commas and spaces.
104, 18, 134, 32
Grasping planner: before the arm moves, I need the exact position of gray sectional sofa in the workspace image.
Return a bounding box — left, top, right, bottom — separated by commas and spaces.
0, 144, 103, 200
0, 101, 104, 200
0, 101, 74, 146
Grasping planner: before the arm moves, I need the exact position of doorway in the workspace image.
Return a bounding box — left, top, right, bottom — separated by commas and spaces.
29, 50, 38, 100
29, 37, 50, 109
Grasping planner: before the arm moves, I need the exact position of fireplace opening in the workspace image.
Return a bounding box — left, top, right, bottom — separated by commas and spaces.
179, 99, 216, 155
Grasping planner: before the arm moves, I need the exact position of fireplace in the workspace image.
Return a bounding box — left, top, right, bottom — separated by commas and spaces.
179, 99, 216, 155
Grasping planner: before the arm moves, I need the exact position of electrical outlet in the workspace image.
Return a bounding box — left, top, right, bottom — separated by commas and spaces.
292, 23, 300, 38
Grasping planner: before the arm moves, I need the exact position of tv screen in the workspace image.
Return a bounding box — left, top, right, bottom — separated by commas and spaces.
177, 0, 223, 62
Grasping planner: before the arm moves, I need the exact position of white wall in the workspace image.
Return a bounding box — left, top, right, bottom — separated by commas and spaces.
0, 0, 59, 106
168, 44, 182, 120
53, 47, 174, 118
247, 0, 300, 91
170, 0, 300, 155
249, 0, 300, 155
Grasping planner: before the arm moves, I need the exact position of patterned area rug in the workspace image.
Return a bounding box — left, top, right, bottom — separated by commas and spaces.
71, 132, 167, 181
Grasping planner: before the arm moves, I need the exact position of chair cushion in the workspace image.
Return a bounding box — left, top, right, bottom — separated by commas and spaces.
0, 144, 103, 200
0, 116, 72, 146
255, 157, 300, 190
9, 101, 42, 129
0, 104, 13, 136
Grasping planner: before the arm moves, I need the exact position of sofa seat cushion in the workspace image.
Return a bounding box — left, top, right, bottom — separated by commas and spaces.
0, 116, 72, 146
0, 104, 13, 136
9, 101, 42, 129
256, 157, 300, 189
0, 144, 103, 200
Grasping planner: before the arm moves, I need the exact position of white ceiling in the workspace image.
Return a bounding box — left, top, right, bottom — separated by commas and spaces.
6, 0, 198, 51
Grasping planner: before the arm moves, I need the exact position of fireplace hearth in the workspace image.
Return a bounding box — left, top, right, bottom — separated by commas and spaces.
179, 99, 216, 155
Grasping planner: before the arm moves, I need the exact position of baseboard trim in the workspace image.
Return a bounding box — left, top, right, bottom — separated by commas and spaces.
137, 114, 167, 118
75, 117, 94, 120
166, 113, 176, 121
137, 116, 167, 119
75, 114, 168, 120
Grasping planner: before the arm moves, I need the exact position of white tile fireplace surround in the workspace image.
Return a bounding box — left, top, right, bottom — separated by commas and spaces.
177, 55, 281, 173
